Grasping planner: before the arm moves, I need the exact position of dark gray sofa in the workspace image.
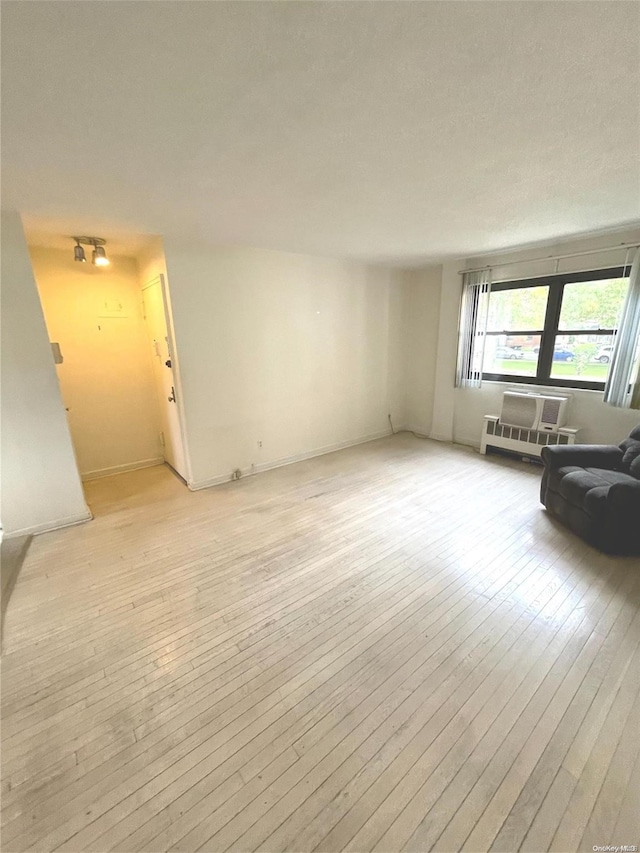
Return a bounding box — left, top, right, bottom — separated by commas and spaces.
540, 425, 640, 555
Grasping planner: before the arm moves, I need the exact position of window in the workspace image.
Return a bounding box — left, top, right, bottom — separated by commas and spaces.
482, 267, 629, 390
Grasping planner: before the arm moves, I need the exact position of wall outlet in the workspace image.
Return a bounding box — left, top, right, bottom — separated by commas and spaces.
257, 440, 263, 448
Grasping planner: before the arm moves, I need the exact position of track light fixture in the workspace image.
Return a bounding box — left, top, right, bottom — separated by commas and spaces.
72, 236, 110, 267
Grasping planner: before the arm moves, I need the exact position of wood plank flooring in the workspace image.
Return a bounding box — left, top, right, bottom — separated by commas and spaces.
1, 435, 639, 853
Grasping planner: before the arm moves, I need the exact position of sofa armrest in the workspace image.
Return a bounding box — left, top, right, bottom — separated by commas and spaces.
541, 444, 624, 471
606, 481, 640, 554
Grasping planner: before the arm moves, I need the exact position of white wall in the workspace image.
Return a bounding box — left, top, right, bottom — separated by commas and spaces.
430, 260, 459, 442
0, 211, 90, 536
161, 241, 405, 488
428, 229, 640, 448
387, 278, 407, 431
402, 266, 442, 436
454, 382, 640, 447
29, 247, 162, 479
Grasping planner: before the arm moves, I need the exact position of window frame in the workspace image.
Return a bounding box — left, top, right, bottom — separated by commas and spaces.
482, 266, 626, 391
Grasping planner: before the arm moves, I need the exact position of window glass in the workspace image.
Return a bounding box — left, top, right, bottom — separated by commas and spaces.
558, 278, 628, 331
482, 339, 539, 377
550, 277, 628, 382
480, 269, 630, 389
483, 285, 546, 378
486, 286, 548, 332
550, 334, 614, 382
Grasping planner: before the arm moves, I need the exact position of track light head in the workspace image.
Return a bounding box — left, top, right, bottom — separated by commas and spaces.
91, 244, 109, 266
73, 240, 86, 262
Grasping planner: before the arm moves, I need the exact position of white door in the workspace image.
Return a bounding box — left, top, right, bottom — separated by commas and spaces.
142, 276, 187, 479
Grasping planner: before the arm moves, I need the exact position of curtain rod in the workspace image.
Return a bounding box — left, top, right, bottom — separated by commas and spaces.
458, 241, 640, 276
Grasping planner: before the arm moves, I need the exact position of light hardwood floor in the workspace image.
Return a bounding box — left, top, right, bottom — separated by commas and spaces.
1, 435, 639, 853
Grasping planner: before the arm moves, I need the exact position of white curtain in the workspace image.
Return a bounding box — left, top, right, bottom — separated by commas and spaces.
455, 269, 492, 388
604, 250, 640, 409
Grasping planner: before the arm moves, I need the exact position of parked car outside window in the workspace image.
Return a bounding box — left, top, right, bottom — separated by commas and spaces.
495, 345, 524, 360
594, 345, 613, 363
552, 348, 575, 362
531, 345, 575, 361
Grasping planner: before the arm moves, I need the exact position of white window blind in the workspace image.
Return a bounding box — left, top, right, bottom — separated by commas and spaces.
604, 250, 640, 409
455, 269, 492, 389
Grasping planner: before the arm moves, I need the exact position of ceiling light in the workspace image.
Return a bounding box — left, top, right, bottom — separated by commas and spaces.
92, 245, 109, 266
71, 236, 109, 267
73, 240, 86, 262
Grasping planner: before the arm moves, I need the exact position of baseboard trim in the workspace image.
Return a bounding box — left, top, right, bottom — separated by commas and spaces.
425, 432, 483, 452
428, 432, 454, 442
454, 436, 482, 450
403, 425, 430, 438
188, 429, 393, 491
82, 457, 164, 481
3, 507, 93, 539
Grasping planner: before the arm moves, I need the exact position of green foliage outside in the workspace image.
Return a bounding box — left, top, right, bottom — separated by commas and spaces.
487, 278, 628, 332
488, 287, 547, 331
560, 279, 628, 330
572, 341, 599, 377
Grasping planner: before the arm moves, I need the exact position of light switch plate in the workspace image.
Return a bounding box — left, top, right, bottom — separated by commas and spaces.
51, 342, 63, 364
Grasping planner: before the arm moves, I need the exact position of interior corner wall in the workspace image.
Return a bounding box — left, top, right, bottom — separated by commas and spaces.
0, 210, 90, 537
29, 247, 162, 480
402, 266, 442, 436
429, 260, 460, 442
160, 241, 403, 488
386, 278, 407, 431
137, 237, 169, 289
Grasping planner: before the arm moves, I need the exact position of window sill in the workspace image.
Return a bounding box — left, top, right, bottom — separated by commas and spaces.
479, 379, 605, 396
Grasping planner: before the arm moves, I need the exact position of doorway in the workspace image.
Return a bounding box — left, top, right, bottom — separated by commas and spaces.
28, 243, 188, 500
141, 275, 188, 481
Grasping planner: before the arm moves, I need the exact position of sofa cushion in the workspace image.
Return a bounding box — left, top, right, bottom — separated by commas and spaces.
619, 431, 640, 476
558, 467, 636, 511
583, 467, 635, 483
631, 454, 640, 479
544, 465, 585, 499
583, 485, 610, 520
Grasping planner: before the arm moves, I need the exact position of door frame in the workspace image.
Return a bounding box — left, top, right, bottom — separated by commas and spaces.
142, 273, 192, 485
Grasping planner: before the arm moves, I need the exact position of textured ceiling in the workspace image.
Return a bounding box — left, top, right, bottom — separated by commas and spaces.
2, 1, 639, 265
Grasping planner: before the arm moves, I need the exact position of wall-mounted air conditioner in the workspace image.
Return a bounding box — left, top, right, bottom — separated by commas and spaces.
499, 391, 569, 434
